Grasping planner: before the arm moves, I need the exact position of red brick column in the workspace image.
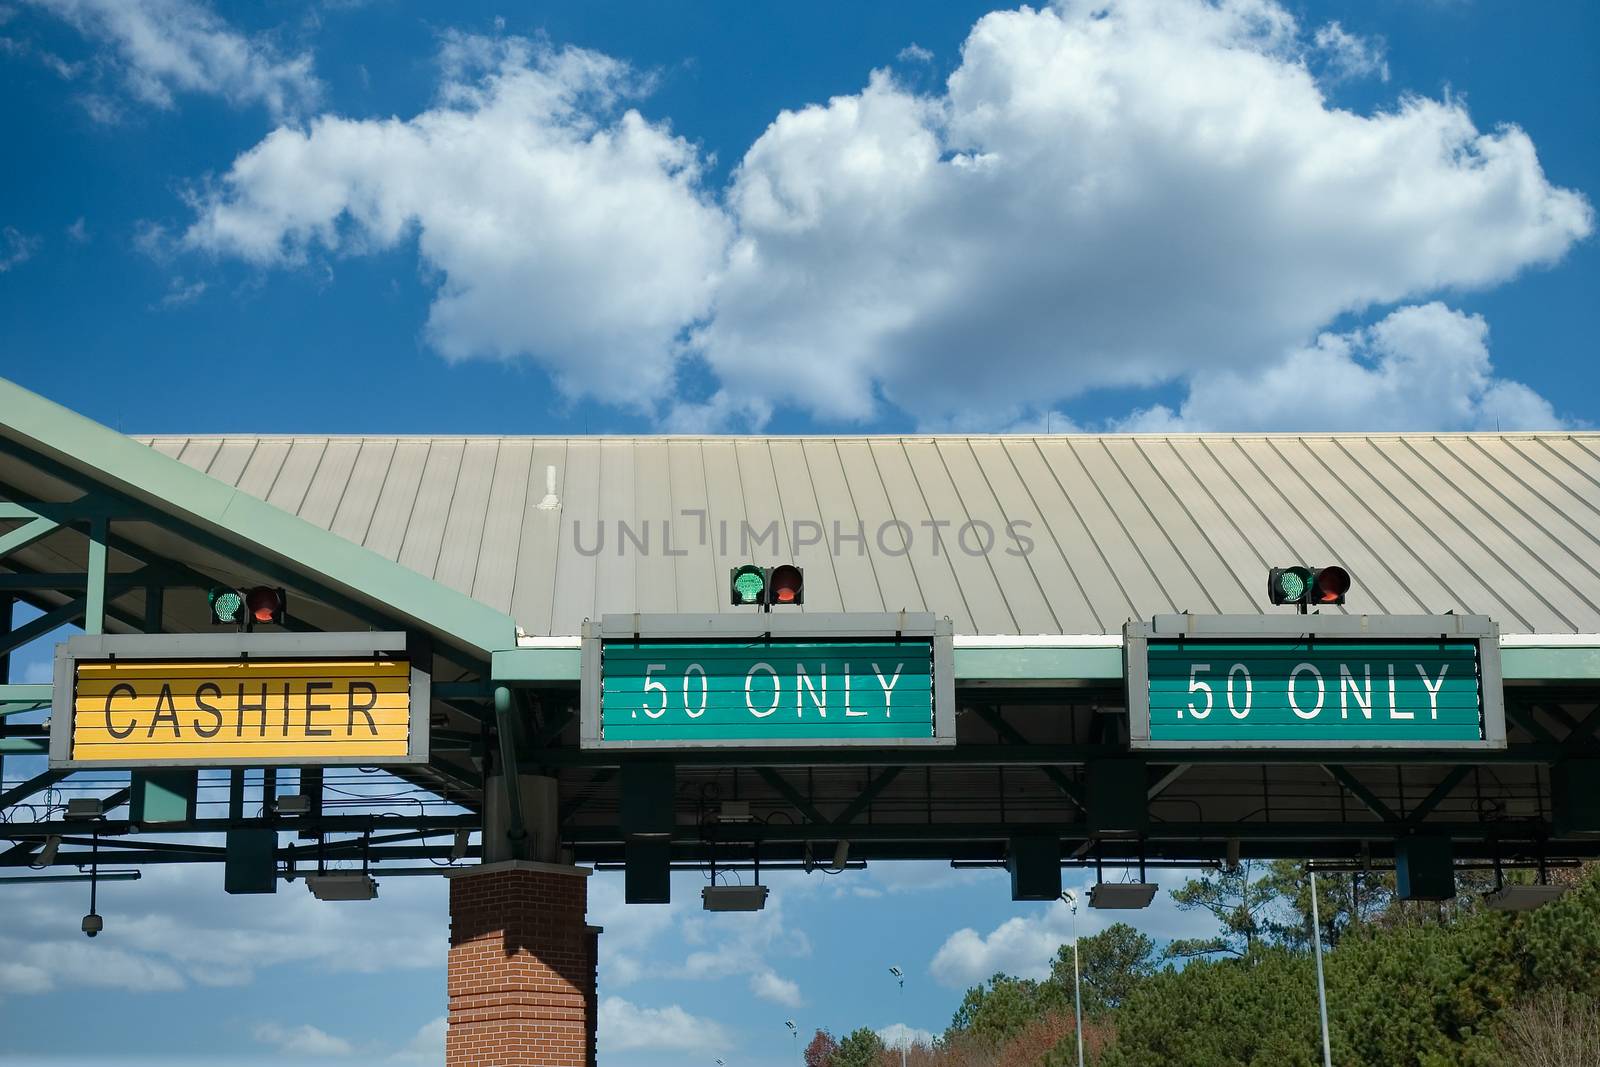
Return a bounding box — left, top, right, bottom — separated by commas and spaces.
446, 861, 599, 1067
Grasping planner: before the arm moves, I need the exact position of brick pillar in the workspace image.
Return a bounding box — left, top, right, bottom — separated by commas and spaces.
446, 860, 599, 1067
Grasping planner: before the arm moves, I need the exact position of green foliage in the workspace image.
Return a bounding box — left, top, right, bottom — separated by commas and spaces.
1165, 861, 1280, 959
1050, 922, 1159, 1015
929, 867, 1600, 1066
832, 1026, 886, 1067
949, 973, 1063, 1044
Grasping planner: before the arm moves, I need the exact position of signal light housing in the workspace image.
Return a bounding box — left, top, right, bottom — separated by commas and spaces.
1268, 566, 1351, 608
209, 585, 288, 627
728, 564, 805, 609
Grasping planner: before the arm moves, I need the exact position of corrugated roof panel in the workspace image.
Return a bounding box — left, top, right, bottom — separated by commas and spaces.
433, 439, 499, 596
207, 439, 257, 485
1353, 437, 1580, 631
548, 440, 601, 636
770, 438, 843, 613
471, 438, 532, 613
364, 439, 429, 561
135, 432, 1600, 637
935, 438, 1056, 634
631, 440, 679, 614
507, 440, 568, 633
1292, 436, 1533, 625
264, 439, 327, 515
298, 438, 360, 531
836, 439, 924, 618
800, 438, 882, 615
666, 440, 718, 613
870, 440, 971, 629
329, 438, 395, 546
234, 439, 289, 500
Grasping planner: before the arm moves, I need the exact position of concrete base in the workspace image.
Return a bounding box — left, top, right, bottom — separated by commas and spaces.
446, 862, 599, 1067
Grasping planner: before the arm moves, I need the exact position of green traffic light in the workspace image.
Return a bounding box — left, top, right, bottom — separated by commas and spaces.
210, 588, 243, 623
733, 568, 765, 604
1275, 569, 1306, 603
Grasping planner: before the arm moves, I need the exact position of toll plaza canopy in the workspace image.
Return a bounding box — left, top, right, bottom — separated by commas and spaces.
4, 374, 1600, 890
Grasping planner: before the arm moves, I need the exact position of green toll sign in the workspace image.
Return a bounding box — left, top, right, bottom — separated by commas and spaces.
1143, 639, 1484, 744
598, 640, 934, 743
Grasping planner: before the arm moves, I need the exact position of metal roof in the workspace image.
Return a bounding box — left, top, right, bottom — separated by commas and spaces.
136, 432, 1600, 638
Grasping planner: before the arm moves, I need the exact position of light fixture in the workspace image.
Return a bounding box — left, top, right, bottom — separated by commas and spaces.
727, 564, 805, 608
1088, 882, 1159, 909
209, 585, 287, 626
306, 873, 379, 901
832, 840, 850, 868
703, 884, 769, 912
81, 912, 103, 937
1483, 884, 1569, 912
65, 798, 104, 819
275, 794, 312, 815
451, 829, 471, 862
785, 1020, 797, 1032
718, 800, 753, 823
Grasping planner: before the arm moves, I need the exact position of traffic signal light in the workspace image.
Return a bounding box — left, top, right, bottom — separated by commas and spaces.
209, 586, 287, 626
1267, 566, 1350, 607
728, 565, 804, 608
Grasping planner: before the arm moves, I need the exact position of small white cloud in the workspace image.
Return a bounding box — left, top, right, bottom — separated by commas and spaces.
65, 216, 90, 243
878, 1023, 936, 1048
253, 1022, 355, 1058
0, 226, 41, 271
897, 43, 933, 63
930, 906, 1073, 989
23, 0, 321, 118
597, 996, 731, 1053
389, 1016, 444, 1063
1314, 21, 1389, 83
1117, 303, 1567, 433
154, 276, 206, 309
750, 968, 802, 1006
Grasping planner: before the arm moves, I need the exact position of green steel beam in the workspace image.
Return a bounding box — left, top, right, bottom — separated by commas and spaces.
83, 516, 107, 636
0, 380, 518, 658
0, 597, 83, 657
0, 738, 46, 754
1404, 766, 1474, 826
0, 770, 68, 810
833, 767, 903, 826
1323, 766, 1401, 824
1506, 704, 1561, 744
973, 706, 1087, 811
0, 516, 60, 559
757, 768, 828, 824
0, 685, 51, 702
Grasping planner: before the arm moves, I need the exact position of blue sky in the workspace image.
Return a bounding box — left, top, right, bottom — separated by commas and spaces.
0, 0, 1595, 1063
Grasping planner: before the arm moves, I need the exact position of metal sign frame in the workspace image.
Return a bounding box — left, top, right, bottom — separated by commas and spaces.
50, 631, 431, 768
580, 612, 956, 750
1124, 614, 1506, 751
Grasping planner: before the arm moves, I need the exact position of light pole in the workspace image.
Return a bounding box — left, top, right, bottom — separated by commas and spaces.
1310, 871, 1333, 1067
1061, 891, 1085, 1067
888, 966, 907, 1067
785, 1019, 798, 1064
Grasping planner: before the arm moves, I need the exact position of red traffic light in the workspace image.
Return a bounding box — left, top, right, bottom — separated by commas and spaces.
1313, 566, 1350, 605
768, 565, 804, 605
245, 586, 287, 624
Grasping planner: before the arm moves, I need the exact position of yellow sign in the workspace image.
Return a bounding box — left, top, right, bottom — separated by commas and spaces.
70, 658, 413, 763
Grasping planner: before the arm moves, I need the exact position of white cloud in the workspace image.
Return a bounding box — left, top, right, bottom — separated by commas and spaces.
0, 226, 41, 271
175, 0, 1589, 432
930, 904, 1074, 988
750, 967, 802, 1006
23, 0, 320, 118
252, 1022, 355, 1058
0, 859, 445, 996
1313, 21, 1388, 83
66, 216, 90, 243
183, 33, 731, 414
695, 0, 1588, 429
897, 43, 933, 63
390, 1016, 445, 1064
597, 996, 731, 1053
1118, 302, 1567, 432
878, 1022, 937, 1048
